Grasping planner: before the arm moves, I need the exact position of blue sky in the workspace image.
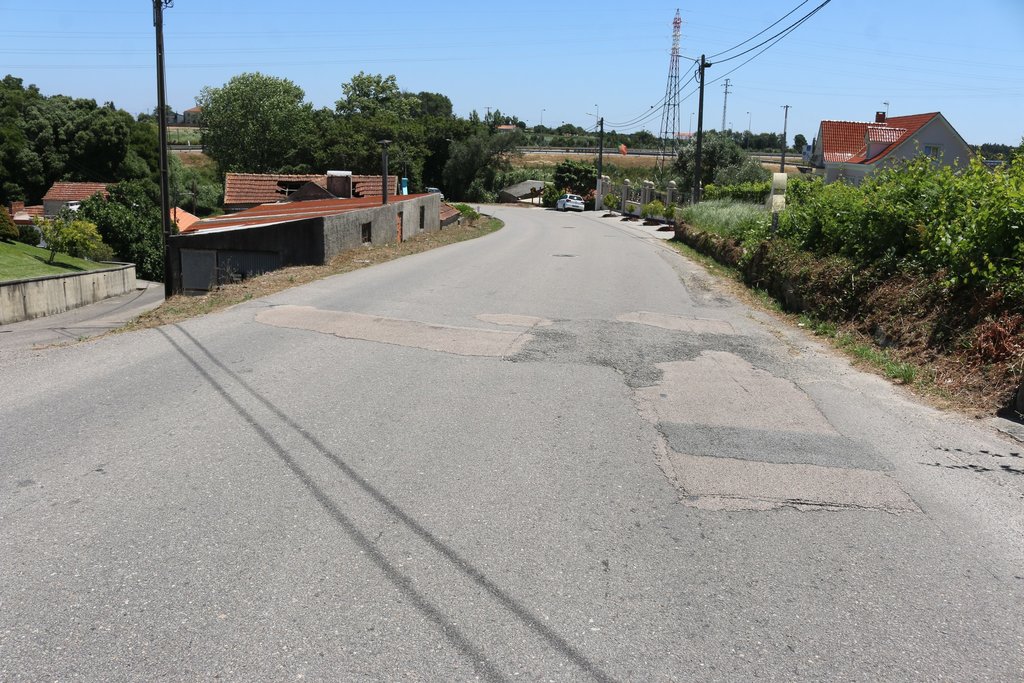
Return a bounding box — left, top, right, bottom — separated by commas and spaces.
3, 0, 1023, 146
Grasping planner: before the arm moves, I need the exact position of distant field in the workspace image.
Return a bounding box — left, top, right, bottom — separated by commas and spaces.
0, 240, 108, 282
517, 151, 662, 170
167, 126, 202, 145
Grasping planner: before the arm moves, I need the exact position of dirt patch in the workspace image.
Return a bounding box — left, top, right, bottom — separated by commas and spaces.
123, 217, 501, 332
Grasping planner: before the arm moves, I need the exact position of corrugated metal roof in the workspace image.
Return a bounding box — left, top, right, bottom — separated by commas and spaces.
180, 194, 429, 235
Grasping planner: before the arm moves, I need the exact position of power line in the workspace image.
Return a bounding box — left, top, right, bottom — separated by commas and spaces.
708, 0, 810, 59
712, 0, 831, 65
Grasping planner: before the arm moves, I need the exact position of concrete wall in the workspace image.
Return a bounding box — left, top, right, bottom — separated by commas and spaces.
0, 263, 136, 325
321, 194, 440, 259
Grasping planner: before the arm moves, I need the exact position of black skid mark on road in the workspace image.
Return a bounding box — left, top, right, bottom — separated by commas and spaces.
508, 318, 771, 389
158, 326, 618, 683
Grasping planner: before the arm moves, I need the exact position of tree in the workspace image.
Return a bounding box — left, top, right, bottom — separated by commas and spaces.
36, 211, 107, 263
553, 159, 597, 195
674, 132, 746, 193
79, 180, 163, 280
0, 206, 17, 241
197, 72, 314, 174
442, 129, 523, 201
792, 133, 808, 153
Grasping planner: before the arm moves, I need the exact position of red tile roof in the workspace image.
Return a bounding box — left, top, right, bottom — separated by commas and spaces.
184, 106, 202, 113
42, 182, 109, 202
439, 202, 460, 224
171, 207, 200, 232
819, 113, 938, 165
223, 173, 399, 206
223, 173, 325, 206
181, 194, 430, 234
351, 175, 399, 198
8, 205, 43, 225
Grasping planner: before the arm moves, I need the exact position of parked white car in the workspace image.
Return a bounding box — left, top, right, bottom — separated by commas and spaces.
556, 193, 584, 212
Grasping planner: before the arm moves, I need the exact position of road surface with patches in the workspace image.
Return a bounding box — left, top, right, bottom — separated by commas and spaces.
2, 206, 1023, 680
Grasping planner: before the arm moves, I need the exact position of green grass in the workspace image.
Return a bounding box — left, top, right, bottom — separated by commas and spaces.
796, 313, 918, 384
0, 240, 109, 282
167, 127, 202, 145
679, 199, 769, 241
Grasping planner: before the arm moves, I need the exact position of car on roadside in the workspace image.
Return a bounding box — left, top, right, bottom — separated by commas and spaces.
556, 193, 585, 212
425, 187, 445, 200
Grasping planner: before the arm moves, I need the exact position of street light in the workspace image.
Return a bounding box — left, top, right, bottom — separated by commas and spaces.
378, 138, 391, 205
541, 108, 545, 127
689, 112, 694, 135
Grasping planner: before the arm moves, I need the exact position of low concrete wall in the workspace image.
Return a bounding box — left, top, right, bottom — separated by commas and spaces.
0, 263, 137, 325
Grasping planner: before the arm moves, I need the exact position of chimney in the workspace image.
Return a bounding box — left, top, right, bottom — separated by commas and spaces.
875, 111, 886, 123
326, 170, 352, 199
10, 200, 24, 214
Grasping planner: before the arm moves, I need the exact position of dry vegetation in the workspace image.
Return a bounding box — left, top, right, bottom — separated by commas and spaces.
124, 217, 502, 331
518, 152, 661, 170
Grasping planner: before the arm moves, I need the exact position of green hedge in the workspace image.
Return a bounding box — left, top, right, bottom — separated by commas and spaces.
703, 181, 771, 204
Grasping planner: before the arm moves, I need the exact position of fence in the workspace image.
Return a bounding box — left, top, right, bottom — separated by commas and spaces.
596, 176, 684, 218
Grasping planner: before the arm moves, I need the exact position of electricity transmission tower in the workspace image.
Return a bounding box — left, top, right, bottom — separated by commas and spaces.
658, 9, 682, 169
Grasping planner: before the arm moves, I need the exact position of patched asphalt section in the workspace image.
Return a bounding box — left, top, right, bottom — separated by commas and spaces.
658, 423, 892, 471
508, 319, 769, 389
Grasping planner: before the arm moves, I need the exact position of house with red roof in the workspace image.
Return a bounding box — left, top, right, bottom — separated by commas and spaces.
41, 182, 109, 217
809, 112, 972, 184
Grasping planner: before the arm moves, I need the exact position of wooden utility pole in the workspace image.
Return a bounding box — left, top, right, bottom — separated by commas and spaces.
153, 0, 173, 296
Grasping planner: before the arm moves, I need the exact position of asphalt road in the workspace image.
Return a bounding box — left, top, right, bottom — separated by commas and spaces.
3, 207, 1023, 681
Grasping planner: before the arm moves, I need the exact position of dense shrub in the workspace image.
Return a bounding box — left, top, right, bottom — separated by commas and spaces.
17, 223, 40, 246
0, 207, 17, 241
704, 181, 771, 204
553, 159, 597, 196
714, 157, 770, 186
779, 152, 1024, 293
642, 199, 665, 220
603, 193, 619, 213
452, 203, 480, 220
541, 183, 563, 208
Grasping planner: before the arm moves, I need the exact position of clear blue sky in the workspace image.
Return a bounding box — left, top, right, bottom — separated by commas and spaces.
3, 0, 1023, 146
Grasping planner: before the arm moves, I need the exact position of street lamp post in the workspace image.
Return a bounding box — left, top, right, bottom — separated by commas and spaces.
689, 112, 694, 135
378, 139, 391, 205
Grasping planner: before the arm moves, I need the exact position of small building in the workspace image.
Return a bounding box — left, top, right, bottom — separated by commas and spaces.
498, 180, 546, 203
41, 182, 109, 217
183, 106, 202, 126
809, 111, 972, 185
7, 201, 44, 227
168, 191, 441, 294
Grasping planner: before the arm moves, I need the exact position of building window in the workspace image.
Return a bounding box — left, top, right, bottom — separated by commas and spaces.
361, 222, 372, 243
419, 205, 425, 230
923, 144, 943, 158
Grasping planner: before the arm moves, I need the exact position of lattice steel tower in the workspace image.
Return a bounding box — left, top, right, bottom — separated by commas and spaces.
658, 9, 682, 168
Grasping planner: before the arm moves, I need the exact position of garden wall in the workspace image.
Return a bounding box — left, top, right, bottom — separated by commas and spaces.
0, 263, 136, 325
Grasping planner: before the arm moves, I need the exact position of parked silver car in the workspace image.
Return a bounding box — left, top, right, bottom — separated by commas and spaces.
556, 193, 584, 212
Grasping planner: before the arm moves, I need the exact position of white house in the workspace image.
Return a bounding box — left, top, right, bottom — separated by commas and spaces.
809, 112, 972, 184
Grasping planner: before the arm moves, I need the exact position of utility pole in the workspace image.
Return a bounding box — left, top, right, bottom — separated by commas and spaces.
721, 78, 731, 131
153, 0, 173, 297
779, 104, 791, 173
693, 54, 711, 204
597, 117, 604, 191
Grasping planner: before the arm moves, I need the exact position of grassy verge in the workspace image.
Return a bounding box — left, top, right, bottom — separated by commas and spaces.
124, 217, 503, 331
0, 240, 110, 281
667, 236, 947, 402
